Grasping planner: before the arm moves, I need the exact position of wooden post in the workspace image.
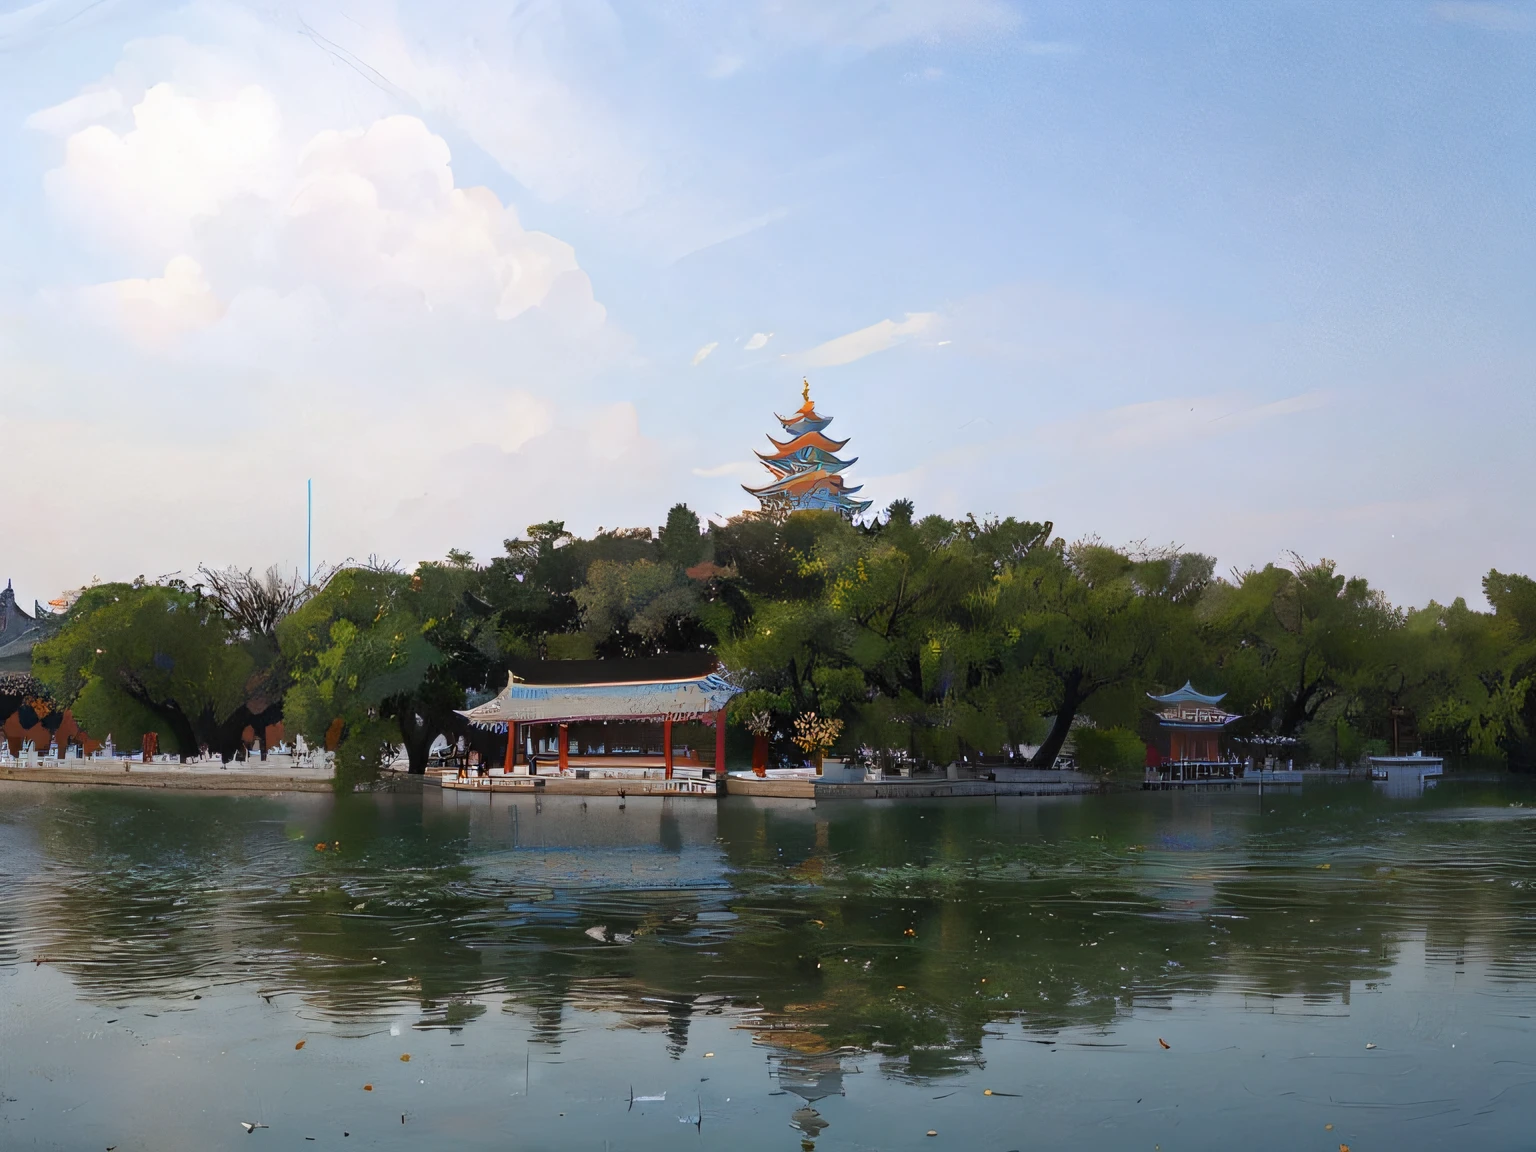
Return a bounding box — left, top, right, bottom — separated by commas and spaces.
714, 708, 727, 776
503, 722, 516, 774
752, 734, 768, 777
558, 723, 569, 774
663, 717, 674, 780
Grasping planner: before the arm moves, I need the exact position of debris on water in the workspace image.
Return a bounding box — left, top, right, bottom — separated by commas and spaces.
704, 1052, 715, 1058
295, 1040, 306, 1050
984, 1090, 1021, 1097
315, 843, 327, 852
1158, 1038, 1171, 1049
926, 1130, 938, 1137
353, 903, 366, 911
1317, 863, 1331, 870
904, 928, 916, 937
240, 1121, 269, 1133
584, 926, 609, 942
1365, 1043, 1377, 1050
400, 1054, 411, 1062
932, 1092, 955, 1100
363, 1084, 373, 1091
1325, 1124, 1334, 1131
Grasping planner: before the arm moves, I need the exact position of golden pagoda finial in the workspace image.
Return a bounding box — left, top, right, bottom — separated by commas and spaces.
802, 377, 811, 404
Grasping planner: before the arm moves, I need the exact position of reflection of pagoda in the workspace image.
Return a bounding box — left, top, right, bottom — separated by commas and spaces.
743, 379, 872, 519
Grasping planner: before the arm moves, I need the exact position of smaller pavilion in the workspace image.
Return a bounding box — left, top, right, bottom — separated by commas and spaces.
458, 658, 738, 784
1146, 682, 1241, 781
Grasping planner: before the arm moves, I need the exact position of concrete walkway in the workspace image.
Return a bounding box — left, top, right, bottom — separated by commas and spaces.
0, 760, 337, 792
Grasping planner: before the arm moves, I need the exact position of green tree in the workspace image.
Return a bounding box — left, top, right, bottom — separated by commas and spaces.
33, 582, 280, 760
278, 569, 440, 791
998, 541, 1214, 769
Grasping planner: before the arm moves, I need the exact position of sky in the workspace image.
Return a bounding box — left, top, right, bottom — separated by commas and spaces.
1, 0, 1531, 611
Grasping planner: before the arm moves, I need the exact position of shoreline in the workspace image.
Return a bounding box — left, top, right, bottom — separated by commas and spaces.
0, 764, 338, 793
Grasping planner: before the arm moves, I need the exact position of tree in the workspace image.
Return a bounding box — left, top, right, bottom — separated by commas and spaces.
998, 541, 1214, 769
278, 569, 441, 790
33, 582, 280, 760
1201, 558, 1399, 745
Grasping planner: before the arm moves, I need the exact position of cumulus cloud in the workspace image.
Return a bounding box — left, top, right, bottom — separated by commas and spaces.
692, 341, 719, 365
802, 311, 936, 366
34, 80, 605, 338
8, 43, 642, 599
42, 82, 283, 263
80, 255, 224, 349
744, 331, 772, 350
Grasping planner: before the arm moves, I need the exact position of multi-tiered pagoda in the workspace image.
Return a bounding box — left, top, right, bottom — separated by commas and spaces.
743, 380, 873, 519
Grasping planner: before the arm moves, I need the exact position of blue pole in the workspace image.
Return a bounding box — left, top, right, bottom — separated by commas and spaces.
306, 478, 312, 586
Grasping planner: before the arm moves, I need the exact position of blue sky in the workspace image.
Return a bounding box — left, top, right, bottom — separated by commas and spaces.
1, 0, 1531, 608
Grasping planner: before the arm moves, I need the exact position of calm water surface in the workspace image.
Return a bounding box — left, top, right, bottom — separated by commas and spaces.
2, 779, 1535, 1150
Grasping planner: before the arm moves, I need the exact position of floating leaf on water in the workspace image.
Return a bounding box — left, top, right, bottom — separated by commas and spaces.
295, 1040, 306, 1050
400, 1054, 410, 1062
926, 1130, 938, 1137
1158, 1038, 1171, 1049
363, 1084, 373, 1091
703, 1052, 715, 1058
1365, 1043, 1376, 1049
315, 843, 327, 852
1317, 863, 1331, 870
1325, 1124, 1334, 1131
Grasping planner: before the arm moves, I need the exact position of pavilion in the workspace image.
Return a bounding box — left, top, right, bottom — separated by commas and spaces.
458, 656, 739, 783
1145, 681, 1242, 781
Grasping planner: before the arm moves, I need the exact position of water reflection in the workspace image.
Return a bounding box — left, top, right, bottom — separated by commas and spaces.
3, 779, 1536, 1076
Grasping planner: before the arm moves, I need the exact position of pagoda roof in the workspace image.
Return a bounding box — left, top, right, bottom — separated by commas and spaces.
761, 430, 851, 456
460, 670, 738, 726
743, 468, 865, 500
777, 412, 834, 437
1147, 681, 1227, 706
759, 451, 855, 479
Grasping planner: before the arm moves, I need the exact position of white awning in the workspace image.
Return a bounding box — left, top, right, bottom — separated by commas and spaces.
459, 672, 739, 727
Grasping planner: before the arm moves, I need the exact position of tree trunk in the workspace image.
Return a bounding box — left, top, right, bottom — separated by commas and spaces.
1028, 670, 1086, 768
395, 711, 435, 775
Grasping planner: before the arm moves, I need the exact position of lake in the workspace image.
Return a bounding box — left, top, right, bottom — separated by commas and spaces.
1, 778, 1534, 1150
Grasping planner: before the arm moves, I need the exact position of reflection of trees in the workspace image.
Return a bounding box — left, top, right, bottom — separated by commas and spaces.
11, 782, 1536, 1080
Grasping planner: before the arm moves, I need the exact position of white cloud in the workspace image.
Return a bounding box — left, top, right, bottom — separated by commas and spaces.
34, 76, 605, 338
761, 0, 1019, 52
691, 460, 755, 478
496, 392, 555, 454
744, 331, 772, 351
42, 82, 283, 263
801, 311, 936, 366
1430, 2, 1533, 31
692, 341, 719, 365
1061, 392, 1331, 452
81, 255, 224, 349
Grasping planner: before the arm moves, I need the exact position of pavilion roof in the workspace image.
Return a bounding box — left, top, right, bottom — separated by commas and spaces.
459, 671, 738, 727
1147, 681, 1227, 706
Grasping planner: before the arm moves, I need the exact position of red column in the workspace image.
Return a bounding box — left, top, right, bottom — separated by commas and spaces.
558, 723, 569, 773
502, 722, 516, 774
663, 717, 674, 780
752, 734, 768, 777
714, 708, 727, 775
